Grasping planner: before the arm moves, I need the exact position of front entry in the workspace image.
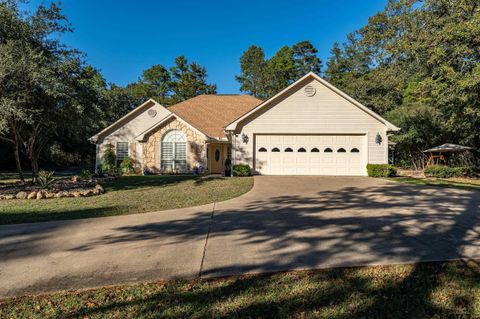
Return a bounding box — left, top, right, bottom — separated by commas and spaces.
208, 144, 224, 174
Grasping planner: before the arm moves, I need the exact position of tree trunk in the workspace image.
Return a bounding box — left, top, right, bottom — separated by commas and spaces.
31, 155, 39, 182
13, 142, 25, 183
9, 126, 25, 183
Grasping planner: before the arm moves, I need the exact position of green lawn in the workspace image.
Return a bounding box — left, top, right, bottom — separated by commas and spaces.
1, 260, 478, 318
389, 177, 480, 191
0, 175, 253, 225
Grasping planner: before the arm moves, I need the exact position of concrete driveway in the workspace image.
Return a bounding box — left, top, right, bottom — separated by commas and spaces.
1, 176, 479, 297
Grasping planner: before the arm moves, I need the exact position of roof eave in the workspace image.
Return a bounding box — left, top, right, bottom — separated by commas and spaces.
225, 72, 401, 132
91, 98, 161, 142
135, 112, 211, 142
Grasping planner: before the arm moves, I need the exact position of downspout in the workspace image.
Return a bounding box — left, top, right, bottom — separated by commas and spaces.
232, 132, 236, 177
225, 130, 236, 177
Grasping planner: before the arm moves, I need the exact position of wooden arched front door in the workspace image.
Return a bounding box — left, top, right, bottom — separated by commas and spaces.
208, 144, 224, 174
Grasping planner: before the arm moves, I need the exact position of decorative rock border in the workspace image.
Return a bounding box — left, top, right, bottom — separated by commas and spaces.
0, 184, 104, 200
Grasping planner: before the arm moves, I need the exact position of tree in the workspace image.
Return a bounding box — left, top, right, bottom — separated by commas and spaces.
0, 41, 43, 181
292, 40, 322, 76
324, 0, 480, 167
266, 46, 296, 96
0, 1, 111, 179
236, 42, 322, 99
235, 46, 269, 99
170, 56, 216, 104
0, 1, 72, 181
129, 64, 172, 105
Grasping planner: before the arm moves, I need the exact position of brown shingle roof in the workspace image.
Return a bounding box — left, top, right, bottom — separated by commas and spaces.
169, 94, 262, 138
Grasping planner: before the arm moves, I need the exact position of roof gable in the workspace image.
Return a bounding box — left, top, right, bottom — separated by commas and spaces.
90, 99, 171, 143
169, 94, 262, 138
225, 72, 400, 132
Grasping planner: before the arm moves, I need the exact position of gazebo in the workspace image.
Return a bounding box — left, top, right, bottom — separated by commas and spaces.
423, 143, 473, 167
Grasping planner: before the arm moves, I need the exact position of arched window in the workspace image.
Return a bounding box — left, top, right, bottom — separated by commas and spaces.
337, 148, 346, 153
298, 147, 306, 152
311, 148, 320, 152
271, 147, 280, 152
324, 148, 333, 152
351, 148, 360, 153
258, 147, 267, 152
161, 130, 187, 172
284, 147, 293, 152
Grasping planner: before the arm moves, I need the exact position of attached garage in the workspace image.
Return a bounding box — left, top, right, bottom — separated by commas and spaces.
255, 134, 366, 175
225, 72, 400, 176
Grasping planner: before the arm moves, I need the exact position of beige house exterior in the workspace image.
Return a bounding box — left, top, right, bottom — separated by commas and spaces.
90, 72, 399, 176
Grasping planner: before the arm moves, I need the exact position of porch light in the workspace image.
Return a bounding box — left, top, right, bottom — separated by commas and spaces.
242, 133, 249, 144
375, 133, 383, 145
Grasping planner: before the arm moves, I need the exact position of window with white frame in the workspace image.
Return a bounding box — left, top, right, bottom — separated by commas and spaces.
161, 130, 187, 172
116, 142, 129, 164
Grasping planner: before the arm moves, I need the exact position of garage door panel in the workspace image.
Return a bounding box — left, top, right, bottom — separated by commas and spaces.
255, 134, 366, 176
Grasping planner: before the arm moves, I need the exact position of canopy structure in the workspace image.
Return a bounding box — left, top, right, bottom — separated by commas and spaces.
423, 143, 473, 153
423, 143, 473, 166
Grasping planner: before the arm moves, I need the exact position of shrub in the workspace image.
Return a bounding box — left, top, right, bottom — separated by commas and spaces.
37, 170, 56, 189
101, 144, 116, 174
120, 157, 135, 174
367, 164, 397, 177
424, 165, 474, 178
80, 169, 92, 179
233, 164, 251, 177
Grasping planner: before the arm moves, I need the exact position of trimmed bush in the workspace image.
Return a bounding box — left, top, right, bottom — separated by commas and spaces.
367, 164, 397, 177
424, 165, 474, 178
233, 164, 251, 177
120, 157, 135, 174
101, 144, 116, 174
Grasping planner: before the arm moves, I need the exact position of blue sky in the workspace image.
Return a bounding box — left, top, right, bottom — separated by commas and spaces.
23, 1, 387, 93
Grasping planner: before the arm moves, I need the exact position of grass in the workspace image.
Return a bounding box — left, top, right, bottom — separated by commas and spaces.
0, 260, 479, 318
389, 176, 480, 191
0, 175, 253, 225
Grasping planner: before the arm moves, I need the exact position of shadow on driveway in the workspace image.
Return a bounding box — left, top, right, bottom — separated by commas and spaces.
1, 177, 480, 317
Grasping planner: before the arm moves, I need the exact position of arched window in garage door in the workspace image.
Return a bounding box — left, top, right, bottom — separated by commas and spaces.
258, 147, 267, 152
351, 148, 360, 153
311, 148, 320, 152
337, 148, 346, 152
284, 147, 293, 152
271, 147, 280, 152
298, 147, 306, 152
324, 148, 333, 152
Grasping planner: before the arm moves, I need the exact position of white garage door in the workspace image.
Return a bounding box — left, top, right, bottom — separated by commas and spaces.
255, 135, 366, 176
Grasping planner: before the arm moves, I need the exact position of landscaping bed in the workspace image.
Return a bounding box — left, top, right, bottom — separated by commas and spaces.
0, 177, 106, 200
0, 175, 253, 224
0, 260, 478, 318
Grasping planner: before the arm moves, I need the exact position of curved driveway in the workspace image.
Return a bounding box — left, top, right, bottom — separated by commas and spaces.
1, 176, 479, 296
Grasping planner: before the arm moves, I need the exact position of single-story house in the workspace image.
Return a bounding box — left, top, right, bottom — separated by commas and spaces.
90, 72, 399, 176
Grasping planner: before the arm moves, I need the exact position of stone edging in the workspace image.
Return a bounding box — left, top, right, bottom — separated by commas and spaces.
0, 184, 105, 200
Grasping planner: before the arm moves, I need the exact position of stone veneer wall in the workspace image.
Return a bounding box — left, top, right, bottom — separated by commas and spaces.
142, 118, 207, 173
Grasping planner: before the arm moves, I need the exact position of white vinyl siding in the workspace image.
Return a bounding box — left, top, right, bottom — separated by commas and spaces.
234, 79, 388, 173
96, 101, 172, 172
